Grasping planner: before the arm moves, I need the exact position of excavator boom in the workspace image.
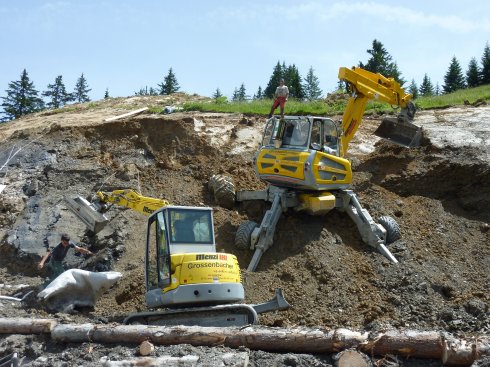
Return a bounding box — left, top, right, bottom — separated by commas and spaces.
338, 66, 421, 155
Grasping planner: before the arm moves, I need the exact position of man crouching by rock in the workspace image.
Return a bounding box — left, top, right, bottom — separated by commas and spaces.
38, 233, 94, 284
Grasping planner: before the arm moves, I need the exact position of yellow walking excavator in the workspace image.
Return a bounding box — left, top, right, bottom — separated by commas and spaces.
65, 190, 289, 326
211, 66, 422, 271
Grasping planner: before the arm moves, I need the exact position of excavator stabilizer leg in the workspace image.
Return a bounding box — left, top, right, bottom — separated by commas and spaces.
374, 117, 422, 148
65, 196, 109, 233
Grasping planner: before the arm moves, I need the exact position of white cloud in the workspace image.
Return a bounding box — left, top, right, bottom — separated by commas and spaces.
279, 1, 490, 33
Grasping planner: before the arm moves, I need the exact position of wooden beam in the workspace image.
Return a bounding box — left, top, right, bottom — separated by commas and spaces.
104, 108, 148, 122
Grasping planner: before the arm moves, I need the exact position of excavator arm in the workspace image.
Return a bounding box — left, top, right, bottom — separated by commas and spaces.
95, 189, 170, 216
338, 66, 419, 156
65, 189, 170, 233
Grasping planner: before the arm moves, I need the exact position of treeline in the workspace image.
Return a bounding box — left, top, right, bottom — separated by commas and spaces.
221, 63, 323, 102
1, 71, 93, 121
2, 39, 489, 121
356, 39, 490, 99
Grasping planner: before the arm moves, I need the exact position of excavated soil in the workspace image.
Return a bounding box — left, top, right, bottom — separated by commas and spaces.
0, 96, 489, 366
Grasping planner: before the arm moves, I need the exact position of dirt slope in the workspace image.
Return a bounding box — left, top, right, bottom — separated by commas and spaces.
0, 96, 489, 366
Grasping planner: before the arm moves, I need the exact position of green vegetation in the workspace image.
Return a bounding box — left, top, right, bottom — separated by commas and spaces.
181, 84, 490, 117
415, 84, 490, 109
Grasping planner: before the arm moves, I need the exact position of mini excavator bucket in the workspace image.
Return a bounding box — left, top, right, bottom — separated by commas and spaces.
374, 117, 422, 148
65, 196, 109, 233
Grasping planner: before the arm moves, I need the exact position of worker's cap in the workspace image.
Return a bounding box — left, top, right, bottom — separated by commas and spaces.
61, 233, 70, 241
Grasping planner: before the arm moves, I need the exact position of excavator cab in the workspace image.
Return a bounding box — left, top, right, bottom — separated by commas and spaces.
145, 205, 245, 309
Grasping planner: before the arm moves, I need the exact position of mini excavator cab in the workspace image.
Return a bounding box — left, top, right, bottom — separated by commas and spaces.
145, 205, 245, 309
256, 116, 351, 191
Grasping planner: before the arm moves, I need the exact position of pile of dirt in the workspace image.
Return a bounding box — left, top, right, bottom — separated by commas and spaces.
0, 96, 489, 366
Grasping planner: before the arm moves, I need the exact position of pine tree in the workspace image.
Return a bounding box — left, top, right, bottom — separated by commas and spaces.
134, 86, 158, 96
480, 42, 490, 85
359, 39, 405, 84
303, 66, 322, 100
238, 83, 248, 102
212, 88, 222, 99
466, 57, 481, 88
73, 73, 91, 103
232, 87, 239, 102
158, 68, 180, 95
42, 75, 73, 109
104, 88, 110, 99
264, 62, 284, 98
254, 86, 263, 100
419, 74, 434, 96
434, 83, 440, 96
408, 79, 418, 99
1, 69, 44, 120
284, 64, 304, 99
443, 56, 466, 93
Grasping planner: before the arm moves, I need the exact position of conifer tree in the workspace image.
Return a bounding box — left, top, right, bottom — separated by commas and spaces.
104, 88, 110, 99
232, 87, 239, 102
1, 69, 44, 120
158, 68, 180, 95
43, 75, 73, 109
408, 79, 418, 99
212, 88, 222, 99
239, 83, 248, 101
359, 39, 405, 84
284, 64, 304, 99
434, 82, 440, 96
135, 86, 157, 96
264, 62, 284, 98
419, 74, 434, 96
254, 86, 263, 100
73, 73, 91, 103
443, 56, 466, 93
480, 42, 490, 85
303, 66, 323, 100
466, 57, 481, 88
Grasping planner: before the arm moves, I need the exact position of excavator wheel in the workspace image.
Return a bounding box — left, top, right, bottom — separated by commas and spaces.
235, 220, 258, 250
208, 175, 236, 209
378, 216, 401, 244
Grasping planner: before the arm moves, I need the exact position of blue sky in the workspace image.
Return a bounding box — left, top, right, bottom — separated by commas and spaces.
1, 1, 490, 101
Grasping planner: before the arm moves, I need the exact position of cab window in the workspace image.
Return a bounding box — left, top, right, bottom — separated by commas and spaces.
310, 120, 322, 150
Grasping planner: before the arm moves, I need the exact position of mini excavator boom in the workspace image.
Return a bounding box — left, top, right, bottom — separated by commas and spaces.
65, 189, 289, 326
215, 66, 422, 271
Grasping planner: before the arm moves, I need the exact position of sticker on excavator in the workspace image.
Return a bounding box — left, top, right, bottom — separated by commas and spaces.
374, 118, 422, 148
65, 196, 109, 233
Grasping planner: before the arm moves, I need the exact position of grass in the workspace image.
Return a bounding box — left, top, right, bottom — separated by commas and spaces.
415, 84, 490, 109
180, 84, 490, 117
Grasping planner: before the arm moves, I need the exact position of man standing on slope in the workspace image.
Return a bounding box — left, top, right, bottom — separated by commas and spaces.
38, 233, 94, 283
268, 78, 289, 119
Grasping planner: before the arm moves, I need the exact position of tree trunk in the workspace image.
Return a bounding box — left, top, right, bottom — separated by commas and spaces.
1, 318, 489, 366
0, 318, 56, 334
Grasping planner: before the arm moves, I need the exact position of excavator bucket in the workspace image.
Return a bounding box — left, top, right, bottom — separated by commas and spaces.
374, 117, 422, 148
65, 196, 109, 233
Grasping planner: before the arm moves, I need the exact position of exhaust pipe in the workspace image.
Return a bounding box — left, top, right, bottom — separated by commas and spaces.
65, 196, 109, 233
374, 117, 422, 148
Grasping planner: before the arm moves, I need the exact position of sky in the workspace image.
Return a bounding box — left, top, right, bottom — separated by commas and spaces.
1, 1, 490, 102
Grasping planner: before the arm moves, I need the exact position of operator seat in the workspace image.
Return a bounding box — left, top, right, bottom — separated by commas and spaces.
174, 220, 195, 242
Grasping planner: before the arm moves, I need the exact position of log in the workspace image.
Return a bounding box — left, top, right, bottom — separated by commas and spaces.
1, 318, 489, 365
104, 108, 148, 122
334, 349, 372, 367
50, 324, 367, 353
0, 318, 56, 334
99, 355, 200, 366
99, 352, 249, 367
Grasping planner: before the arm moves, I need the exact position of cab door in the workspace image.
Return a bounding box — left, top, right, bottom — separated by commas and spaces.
146, 209, 171, 290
